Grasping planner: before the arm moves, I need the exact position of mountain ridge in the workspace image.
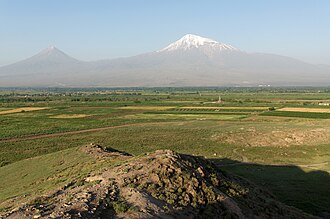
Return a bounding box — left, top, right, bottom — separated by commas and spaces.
0, 34, 329, 87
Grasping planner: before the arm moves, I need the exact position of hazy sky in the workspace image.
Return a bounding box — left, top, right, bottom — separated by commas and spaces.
1, 0, 329, 66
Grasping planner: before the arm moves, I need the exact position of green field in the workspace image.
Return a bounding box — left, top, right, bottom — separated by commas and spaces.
0, 87, 329, 216
263, 110, 330, 119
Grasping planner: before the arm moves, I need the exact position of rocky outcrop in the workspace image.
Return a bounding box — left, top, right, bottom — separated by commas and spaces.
4, 147, 318, 219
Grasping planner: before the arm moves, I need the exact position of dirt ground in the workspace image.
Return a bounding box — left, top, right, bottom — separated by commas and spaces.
49, 114, 90, 119
0, 107, 48, 115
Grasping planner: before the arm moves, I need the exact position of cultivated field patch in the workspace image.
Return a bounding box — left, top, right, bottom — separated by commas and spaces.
180, 106, 269, 110
0, 107, 48, 115
123, 113, 245, 120
49, 114, 90, 119
278, 107, 330, 113
118, 106, 176, 110
263, 111, 330, 119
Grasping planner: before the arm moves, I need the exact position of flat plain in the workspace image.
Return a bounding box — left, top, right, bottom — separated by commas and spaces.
0, 87, 329, 216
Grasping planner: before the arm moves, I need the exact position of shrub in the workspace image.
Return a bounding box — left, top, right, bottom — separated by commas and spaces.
112, 200, 129, 213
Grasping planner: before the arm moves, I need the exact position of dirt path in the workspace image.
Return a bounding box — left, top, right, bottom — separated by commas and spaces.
217, 161, 329, 168
299, 162, 330, 173
233, 148, 249, 162
0, 121, 182, 143
219, 149, 329, 173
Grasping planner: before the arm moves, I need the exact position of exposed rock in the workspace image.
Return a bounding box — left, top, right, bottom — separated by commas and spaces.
3, 149, 318, 219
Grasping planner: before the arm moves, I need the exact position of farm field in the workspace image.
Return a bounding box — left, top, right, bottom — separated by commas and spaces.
0, 107, 48, 115
278, 107, 330, 113
0, 87, 329, 217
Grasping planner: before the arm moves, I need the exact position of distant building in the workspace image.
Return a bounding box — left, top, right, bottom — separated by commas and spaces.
318, 102, 330, 106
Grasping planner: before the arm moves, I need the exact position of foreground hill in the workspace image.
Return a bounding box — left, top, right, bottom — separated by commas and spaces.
0, 34, 329, 87
4, 145, 318, 219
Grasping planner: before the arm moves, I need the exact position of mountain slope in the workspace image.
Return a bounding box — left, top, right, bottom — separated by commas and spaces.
0, 47, 81, 75
86, 34, 329, 86
0, 47, 95, 87
0, 35, 329, 87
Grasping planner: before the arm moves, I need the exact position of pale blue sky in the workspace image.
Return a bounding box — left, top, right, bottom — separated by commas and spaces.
0, 0, 329, 66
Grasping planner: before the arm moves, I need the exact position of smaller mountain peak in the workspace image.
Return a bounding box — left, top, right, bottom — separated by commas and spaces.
38, 46, 71, 57
49, 45, 56, 50
31, 46, 79, 63
42, 46, 60, 53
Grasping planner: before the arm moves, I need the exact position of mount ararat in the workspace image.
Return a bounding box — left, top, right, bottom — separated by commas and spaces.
0, 34, 329, 87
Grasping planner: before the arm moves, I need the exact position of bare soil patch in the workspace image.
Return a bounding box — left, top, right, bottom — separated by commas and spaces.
49, 114, 90, 119
0, 107, 48, 115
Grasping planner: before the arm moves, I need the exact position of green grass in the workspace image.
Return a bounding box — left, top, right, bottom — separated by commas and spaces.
171, 108, 265, 113
126, 113, 246, 120
0, 106, 147, 140
0, 108, 13, 112
1, 87, 330, 216
0, 121, 242, 166
0, 146, 127, 210
2, 119, 329, 167
262, 110, 330, 119
0, 148, 92, 208
146, 110, 249, 115
221, 164, 330, 215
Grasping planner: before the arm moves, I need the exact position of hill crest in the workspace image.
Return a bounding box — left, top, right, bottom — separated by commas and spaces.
4, 146, 318, 219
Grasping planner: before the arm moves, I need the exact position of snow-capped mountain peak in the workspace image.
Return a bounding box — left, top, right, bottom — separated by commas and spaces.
158, 34, 238, 52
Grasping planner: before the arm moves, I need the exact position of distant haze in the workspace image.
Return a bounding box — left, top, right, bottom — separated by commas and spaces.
0, 34, 329, 87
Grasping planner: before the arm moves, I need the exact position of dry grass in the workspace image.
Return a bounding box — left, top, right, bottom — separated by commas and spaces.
278, 107, 330, 113
118, 106, 176, 110
49, 114, 90, 119
0, 107, 48, 115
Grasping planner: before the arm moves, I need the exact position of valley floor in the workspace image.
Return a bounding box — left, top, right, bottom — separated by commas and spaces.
0, 87, 329, 217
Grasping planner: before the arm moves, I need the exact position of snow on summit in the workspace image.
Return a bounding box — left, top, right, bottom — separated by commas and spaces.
158, 34, 238, 52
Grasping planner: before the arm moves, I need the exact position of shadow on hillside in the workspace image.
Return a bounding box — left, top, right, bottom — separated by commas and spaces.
208, 158, 330, 218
